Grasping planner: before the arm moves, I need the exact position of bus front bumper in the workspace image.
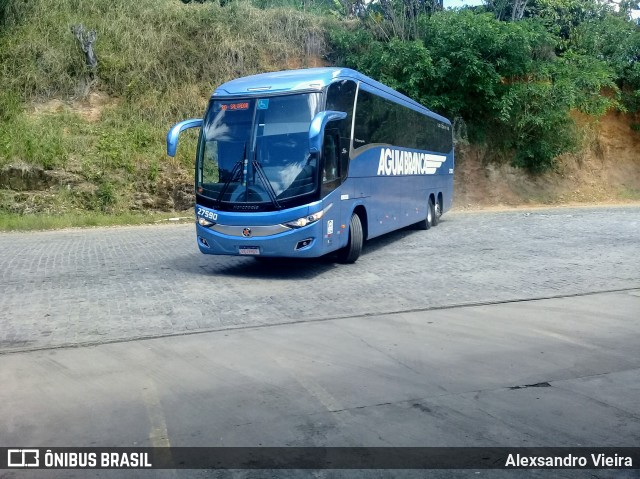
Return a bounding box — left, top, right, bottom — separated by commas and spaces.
195, 221, 326, 258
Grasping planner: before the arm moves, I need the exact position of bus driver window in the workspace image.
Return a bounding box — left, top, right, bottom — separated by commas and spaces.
322, 133, 339, 183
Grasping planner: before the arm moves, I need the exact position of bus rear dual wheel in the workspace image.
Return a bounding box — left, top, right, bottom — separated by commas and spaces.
416, 197, 440, 230
433, 198, 441, 226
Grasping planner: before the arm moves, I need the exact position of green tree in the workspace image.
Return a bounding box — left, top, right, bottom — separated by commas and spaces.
571, 12, 640, 110
330, 8, 620, 172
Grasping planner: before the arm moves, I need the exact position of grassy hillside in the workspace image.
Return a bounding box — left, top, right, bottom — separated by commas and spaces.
0, 0, 326, 217
0, 0, 638, 229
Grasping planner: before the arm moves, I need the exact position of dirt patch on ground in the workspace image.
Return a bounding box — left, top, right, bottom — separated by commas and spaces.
454, 111, 640, 210
31, 92, 117, 122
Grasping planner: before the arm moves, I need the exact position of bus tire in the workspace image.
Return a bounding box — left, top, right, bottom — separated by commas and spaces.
432, 198, 440, 227
415, 198, 433, 230
337, 213, 363, 264
418, 197, 435, 230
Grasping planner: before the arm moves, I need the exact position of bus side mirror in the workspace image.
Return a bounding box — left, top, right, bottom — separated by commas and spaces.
309, 111, 347, 154
166, 118, 203, 157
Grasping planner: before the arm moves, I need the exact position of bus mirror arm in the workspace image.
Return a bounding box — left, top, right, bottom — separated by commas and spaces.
166, 118, 203, 157
309, 111, 347, 154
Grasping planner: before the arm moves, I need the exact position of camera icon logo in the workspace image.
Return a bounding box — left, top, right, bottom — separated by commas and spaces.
7, 449, 40, 467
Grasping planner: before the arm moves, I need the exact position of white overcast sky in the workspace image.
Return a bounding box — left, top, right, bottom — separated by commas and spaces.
442, 0, 639, 19
442, 0, 483, 7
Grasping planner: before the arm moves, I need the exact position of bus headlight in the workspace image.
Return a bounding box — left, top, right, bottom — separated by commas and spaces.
198, 217, 215, 227
284, 210, 325, 229
284, 203, 333, 229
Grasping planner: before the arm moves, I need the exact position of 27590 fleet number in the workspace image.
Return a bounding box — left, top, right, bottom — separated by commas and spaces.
197, 207, 217, 221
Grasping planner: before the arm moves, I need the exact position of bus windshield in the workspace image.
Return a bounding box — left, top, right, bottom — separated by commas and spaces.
197, 93, 322, 207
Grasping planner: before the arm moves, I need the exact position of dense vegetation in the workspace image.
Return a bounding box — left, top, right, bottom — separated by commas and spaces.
329, 0, 639, 171
0, 0, 638, 218
0, 0, 325, 215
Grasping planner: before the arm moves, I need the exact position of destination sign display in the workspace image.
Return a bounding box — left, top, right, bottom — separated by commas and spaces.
219, 102, 249, 111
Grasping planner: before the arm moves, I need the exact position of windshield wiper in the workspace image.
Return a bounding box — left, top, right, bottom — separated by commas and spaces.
252, 160, 282, 210
215, 160, 243, 204
215, 143, 248, 204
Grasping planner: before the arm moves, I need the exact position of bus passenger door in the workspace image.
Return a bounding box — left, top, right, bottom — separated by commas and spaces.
321, 128, 342, 251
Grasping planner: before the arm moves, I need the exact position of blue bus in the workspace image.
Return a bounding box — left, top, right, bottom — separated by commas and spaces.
167, 67, 453, 263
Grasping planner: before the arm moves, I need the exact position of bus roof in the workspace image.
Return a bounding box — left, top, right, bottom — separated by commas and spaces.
213, 67, 448, 124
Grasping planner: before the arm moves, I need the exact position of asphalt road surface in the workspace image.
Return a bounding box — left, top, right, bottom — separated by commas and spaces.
1, 206, 639, 478
0, 206, 638, 352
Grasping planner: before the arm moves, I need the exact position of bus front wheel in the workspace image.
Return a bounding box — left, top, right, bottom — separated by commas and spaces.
337, 213, 363, 264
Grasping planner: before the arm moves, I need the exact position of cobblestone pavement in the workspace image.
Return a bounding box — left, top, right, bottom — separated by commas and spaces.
1, 206, 638, 352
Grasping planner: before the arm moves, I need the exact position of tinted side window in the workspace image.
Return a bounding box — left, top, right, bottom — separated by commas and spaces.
417, 117, 453, 153
326, 80, 357, 141
326, 80, 356, 180
354, 89, 453, 154
353, 90, 377, 148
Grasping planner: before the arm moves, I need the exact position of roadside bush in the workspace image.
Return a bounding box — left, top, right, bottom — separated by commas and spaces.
96, 181, 116, 211
494, 81, 580, 172
329, 9, 620, 172
0, 113, 70, 169
571, 14, 640, 112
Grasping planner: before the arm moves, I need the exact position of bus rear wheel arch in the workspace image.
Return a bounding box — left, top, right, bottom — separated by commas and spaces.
337, 212, 364, 264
